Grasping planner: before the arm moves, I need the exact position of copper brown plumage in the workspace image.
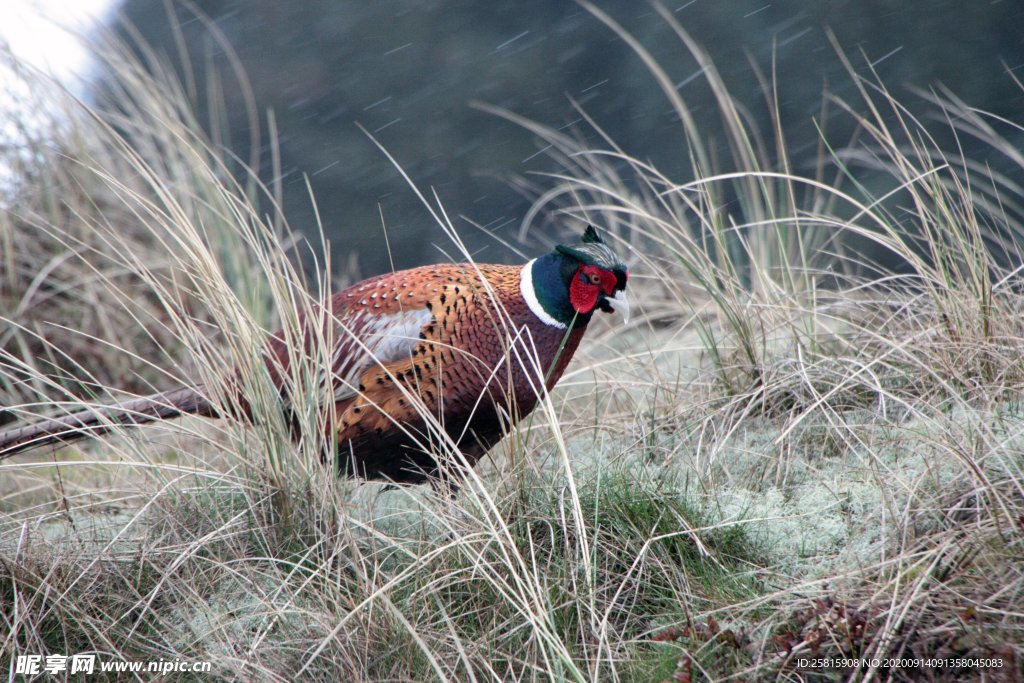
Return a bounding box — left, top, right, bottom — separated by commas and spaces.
0, 226, 629, 485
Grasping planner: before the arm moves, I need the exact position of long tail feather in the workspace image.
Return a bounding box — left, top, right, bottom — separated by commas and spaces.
0, 386, 216, 460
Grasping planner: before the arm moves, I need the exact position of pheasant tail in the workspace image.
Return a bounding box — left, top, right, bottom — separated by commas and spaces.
0, 387, 215, 460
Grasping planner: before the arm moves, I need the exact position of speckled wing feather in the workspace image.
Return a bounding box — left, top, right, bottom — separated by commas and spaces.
263, 264, 448, 404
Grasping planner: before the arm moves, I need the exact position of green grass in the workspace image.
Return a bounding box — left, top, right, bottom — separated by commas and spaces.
2, 6, 1024, 682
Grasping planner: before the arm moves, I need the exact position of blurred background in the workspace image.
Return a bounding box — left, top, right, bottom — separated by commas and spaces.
6, 0, 1024, 274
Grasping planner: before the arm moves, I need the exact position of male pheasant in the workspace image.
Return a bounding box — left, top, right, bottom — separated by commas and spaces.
0, 226, 628, 484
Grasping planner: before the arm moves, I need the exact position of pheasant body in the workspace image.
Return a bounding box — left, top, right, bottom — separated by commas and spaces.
308, 263, 588, 482
0, 226, 628, 485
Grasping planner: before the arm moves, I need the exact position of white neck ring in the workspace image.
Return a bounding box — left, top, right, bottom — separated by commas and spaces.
520, 259, 567, 329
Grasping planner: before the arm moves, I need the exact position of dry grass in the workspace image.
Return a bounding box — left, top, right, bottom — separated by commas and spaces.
2, 5, 1023, 682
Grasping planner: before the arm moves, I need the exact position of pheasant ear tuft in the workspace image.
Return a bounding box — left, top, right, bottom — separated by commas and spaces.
581, 225, 603, 244
555, 225, 624, 271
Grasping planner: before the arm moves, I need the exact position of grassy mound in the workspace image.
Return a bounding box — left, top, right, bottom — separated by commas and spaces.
2, 8, 1022, 682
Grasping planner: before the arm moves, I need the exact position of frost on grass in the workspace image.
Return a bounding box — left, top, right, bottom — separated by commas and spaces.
623, 359, 1011, 578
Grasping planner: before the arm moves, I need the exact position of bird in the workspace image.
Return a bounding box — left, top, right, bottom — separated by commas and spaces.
0, 225, 629, 484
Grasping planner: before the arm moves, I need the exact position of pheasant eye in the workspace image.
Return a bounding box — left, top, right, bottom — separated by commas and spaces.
588, 273, 601, 285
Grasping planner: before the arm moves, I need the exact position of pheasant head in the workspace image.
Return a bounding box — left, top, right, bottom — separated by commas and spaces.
521, 225, 629, 329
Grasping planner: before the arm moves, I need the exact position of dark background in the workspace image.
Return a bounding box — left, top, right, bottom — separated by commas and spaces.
106, 0, 1024, 275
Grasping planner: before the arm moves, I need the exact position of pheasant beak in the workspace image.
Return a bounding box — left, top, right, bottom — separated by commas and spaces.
607, 289, 630, 324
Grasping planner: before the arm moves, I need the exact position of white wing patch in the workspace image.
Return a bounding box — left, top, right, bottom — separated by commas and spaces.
331, 308, 434, 401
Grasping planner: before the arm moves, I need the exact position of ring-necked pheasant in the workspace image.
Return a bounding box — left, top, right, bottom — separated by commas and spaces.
0, 226, 628, 484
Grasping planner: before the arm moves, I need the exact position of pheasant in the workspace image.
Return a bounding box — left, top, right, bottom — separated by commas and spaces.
0, 226, 628, 484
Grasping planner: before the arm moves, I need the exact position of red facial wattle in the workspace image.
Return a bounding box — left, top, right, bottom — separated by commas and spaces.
569, 264, 619, 314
